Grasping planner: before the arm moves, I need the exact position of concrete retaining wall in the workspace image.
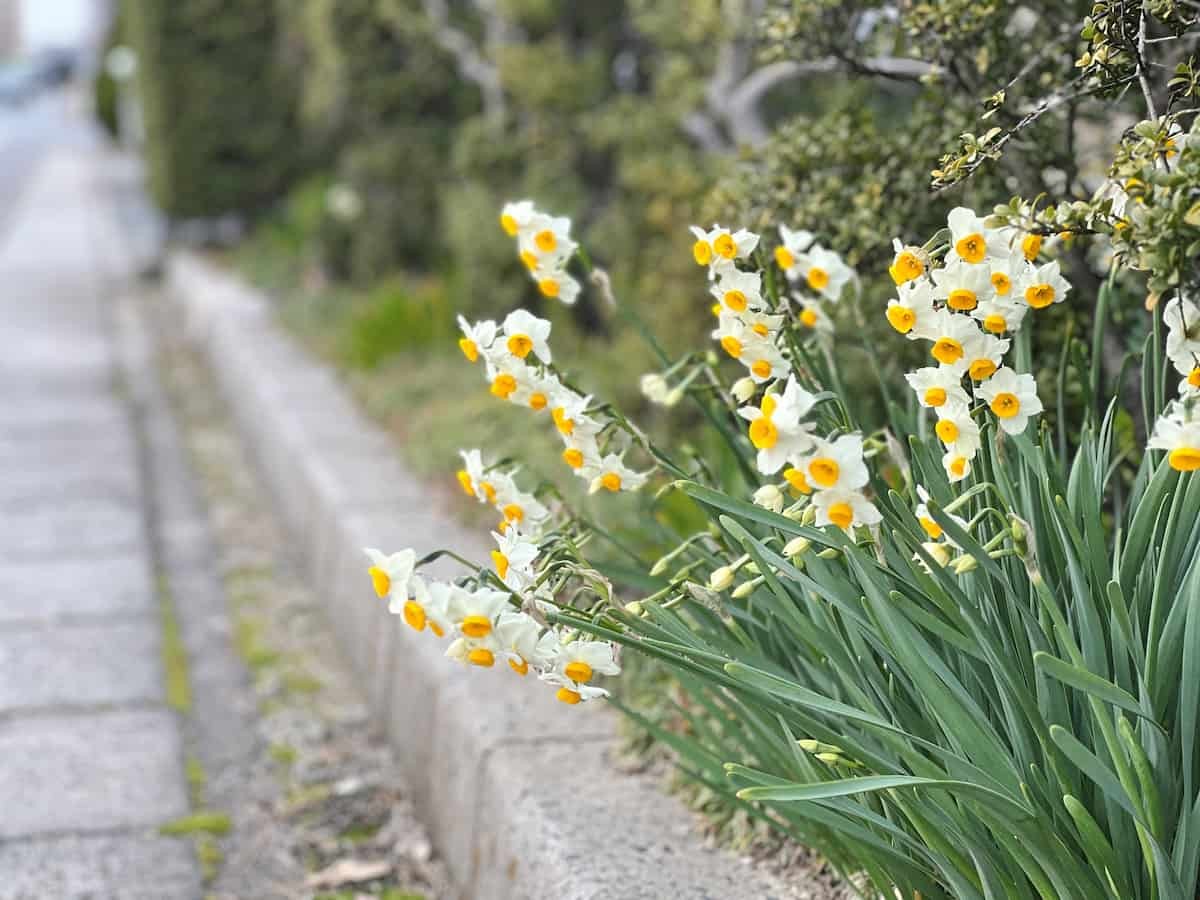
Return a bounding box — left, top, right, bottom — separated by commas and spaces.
165, 251, 795, 900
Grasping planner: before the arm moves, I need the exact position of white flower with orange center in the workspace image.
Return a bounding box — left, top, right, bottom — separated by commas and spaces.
490, 528, 539, 591
963, 332, 1011, 383
774, 225, 815, 275
888, 238, 928, 285
1148, 400, 1200, 471
539, 671, 610, 705
975, 367, 1043, 435
791, 245, 854, 303
445, 585, 511, 647
559, 429, 602, 474
986, 257, 1023, 300
1019, 260, 1070, 310
456, 448, 497, 504
530, 265, 581, 306
401, 577, 452, 637
494, 611, 560, 676
690, 224, 759, 269
946, 207, 1006, 265
491, 475, 550, 533
812, 488, 881, 531
1017, 231, 1043, 262
457, 315, 496, 363
737, 377, 818, 474
933, 402, 981, 457
711, 268, 766, 313
741, 339, 789, 384
971, 295, 1027, 336
554, 640, 621, 686
796, 299, 833, 335
445, 633, 504, 669
942, 449, 975, 483
587, 453, 649, 494
499, 200, 537, 238
913, 485, 966, 545
885, 280, 937, 338
711, 310, 757, 361
509, 366, 559, 413
931, 259, 994, 312
518, 212, 577, 269
549, 388, 599, 439
803, 434, 869, 492
904, 366, 971, 410
913, 308, 985, 368
363, 547, 415, 604
500, 309, 553, 364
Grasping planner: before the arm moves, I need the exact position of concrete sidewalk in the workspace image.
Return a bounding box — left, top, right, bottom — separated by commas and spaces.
0, 139, 200, 897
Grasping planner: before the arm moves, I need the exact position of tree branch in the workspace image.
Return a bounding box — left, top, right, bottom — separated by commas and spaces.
421, 0, 507, 120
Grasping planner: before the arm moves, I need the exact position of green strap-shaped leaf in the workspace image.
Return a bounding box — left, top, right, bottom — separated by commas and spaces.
1033, 651, 1162, 728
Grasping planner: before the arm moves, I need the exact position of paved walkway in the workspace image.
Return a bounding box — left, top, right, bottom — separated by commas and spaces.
0, 135, 201, 896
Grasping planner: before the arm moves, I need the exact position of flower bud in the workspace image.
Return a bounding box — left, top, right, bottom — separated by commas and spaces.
639, 373, 671, 405
731, 376, 757, 403
752, 484, 784, 513
624, 600, 644, 616
816, 752, 842, 764
952, 555, 978, 575
731, 577, 761, 599
797, 739, 820, 752
708, 566, 735, 592
801, 506, 817, 526
663, 387, 684, 407
817, 547, 840, 560
783, 536, 811, 558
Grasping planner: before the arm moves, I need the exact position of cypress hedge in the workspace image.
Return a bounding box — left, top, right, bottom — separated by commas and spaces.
121, 0, 300, 219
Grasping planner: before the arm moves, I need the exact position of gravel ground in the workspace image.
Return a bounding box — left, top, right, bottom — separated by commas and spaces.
136, 286, 452, 900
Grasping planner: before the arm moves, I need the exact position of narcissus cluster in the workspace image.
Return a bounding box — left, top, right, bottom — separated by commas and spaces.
888, 207, 1062, 481
501, 200, 582, 305
1149, 294, 1200, 471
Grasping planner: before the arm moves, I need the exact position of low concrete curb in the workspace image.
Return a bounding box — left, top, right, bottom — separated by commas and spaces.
166, 252, 795, 900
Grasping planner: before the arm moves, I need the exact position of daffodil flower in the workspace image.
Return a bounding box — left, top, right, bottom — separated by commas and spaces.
913, 308, 985, 368
945, 207, 1006, 265
775, 225, 816, 275
553, 640, 620, 686
1148, 399, 1200, 471
1018, 260, 1071, 309
942, 450, 975, 483
803, 434, 869, 492
888, 238, 927, 285
402, 576, 452, 636
690, 224, 759, 268
737, 377, 818, 474
932, 260, 994, 312
490, 529, 539, 591
559, 429, 602, 473
904, 366, 971, 410
445, 585, 511, 642
791, 245, 854, 303
812, 488, 881, 531
518, 213, 577, 269
363, 547, 415, 603
494, 611, 560, 676
711, 269, 766, 313
538, 671, 610, 705
509, 366, 560, 412
986, 257, 1023, 301
963, 332, 1011, 382
530, 265, 581, 306
795, 299, 833, 335
976, 367, 1044, 435
971, 295, 1027, 336
550, 388, 600, 439
445, 633, 504, 668
933, 402, 982, 457
913, 485, 966, 546
500, 200, 537, 237
457, 315, 497, 363
500, 309, 553, 364
587, 453, 649, 494
1163, 296, 1200, 375
886, 281, 937, 336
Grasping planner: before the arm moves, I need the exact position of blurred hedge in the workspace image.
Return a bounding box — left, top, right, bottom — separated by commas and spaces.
121, 0, 300, 218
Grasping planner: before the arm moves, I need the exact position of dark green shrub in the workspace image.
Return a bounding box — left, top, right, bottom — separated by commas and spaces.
122, 0, 300, 218
339, 277, 454, 370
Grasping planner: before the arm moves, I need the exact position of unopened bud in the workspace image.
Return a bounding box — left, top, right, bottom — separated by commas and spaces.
624, 600, 644, 615
952, 555, 978, 575
639, 373, 671, 405
922, 542, 952, 568
817, 548, 840, 560
816, 752, 842, 764
801, 505, 817, 526
731, 577, 761, 599
663, 387, 684, 407
752, 484, 784, 512
783, 536, 811, 558
649, 556, 671, 577
708, 566, 735, 592
797, 739, 820, 752
731, 377, 757, 403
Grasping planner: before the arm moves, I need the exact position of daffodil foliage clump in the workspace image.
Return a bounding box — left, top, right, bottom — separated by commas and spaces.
362, 111, 1200, 895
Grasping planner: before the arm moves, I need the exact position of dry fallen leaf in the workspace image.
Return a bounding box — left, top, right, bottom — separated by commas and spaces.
304, 858, 393, 889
